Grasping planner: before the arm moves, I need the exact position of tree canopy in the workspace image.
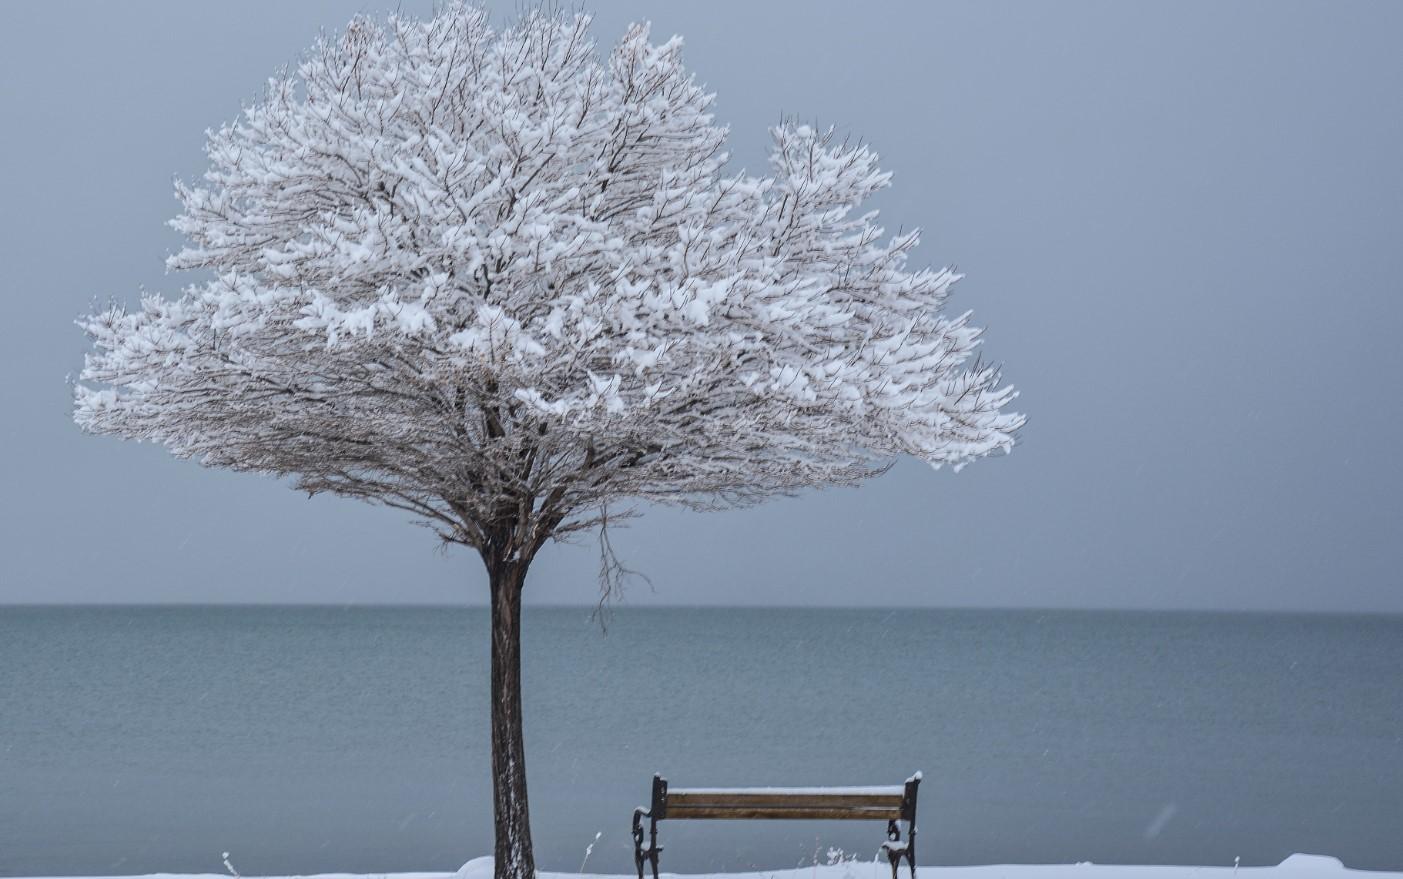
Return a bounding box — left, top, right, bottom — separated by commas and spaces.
75, 6, 1022, 572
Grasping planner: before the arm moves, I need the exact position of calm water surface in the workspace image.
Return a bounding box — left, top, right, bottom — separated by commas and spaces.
1, 606, 1399, 876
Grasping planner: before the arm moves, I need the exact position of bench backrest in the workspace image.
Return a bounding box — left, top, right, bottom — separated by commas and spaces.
650, 775, 919, 822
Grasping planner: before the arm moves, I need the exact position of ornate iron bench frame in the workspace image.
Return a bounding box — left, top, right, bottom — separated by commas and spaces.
632, 772, 921, 879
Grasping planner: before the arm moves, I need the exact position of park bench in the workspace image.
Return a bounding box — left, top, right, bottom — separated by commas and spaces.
632, 772, 921, 879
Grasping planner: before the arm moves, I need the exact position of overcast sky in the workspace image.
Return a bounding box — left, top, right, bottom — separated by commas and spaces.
2, 1, 1400, 611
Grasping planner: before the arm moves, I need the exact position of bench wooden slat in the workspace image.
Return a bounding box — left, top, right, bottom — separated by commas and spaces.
663, 805, 906, 821
671, 786, 905, 796
668, 792, 903, 810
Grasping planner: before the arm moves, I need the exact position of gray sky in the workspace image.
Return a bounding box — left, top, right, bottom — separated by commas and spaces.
2, 1, 1401, 612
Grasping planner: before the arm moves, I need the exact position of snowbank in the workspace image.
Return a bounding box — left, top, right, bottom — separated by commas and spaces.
15, 854, 1399, 879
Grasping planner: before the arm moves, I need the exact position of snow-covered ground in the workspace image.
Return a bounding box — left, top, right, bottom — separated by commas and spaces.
16, 854, 1401, 879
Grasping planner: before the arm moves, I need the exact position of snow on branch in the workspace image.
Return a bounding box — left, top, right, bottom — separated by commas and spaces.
75, 3, 1023, 567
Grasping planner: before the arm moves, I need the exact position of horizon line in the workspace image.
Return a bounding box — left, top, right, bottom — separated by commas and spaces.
0, 601, 1399, 618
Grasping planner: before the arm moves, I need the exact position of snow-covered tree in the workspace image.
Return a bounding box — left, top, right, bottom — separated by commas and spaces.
74, 6, 1022, 878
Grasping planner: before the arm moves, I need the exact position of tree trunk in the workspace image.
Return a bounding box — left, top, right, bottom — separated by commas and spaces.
487, 560, 536, 879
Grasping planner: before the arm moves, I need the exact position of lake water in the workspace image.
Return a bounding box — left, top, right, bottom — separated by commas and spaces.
1, 606, 1399, 876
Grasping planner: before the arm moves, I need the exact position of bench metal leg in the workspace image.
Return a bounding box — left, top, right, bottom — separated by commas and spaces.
633, 808, 647, 879
902, 773, 920, 879
633, 806, 661, 879
886, 820, 902, 879
884, 818, 916, 879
